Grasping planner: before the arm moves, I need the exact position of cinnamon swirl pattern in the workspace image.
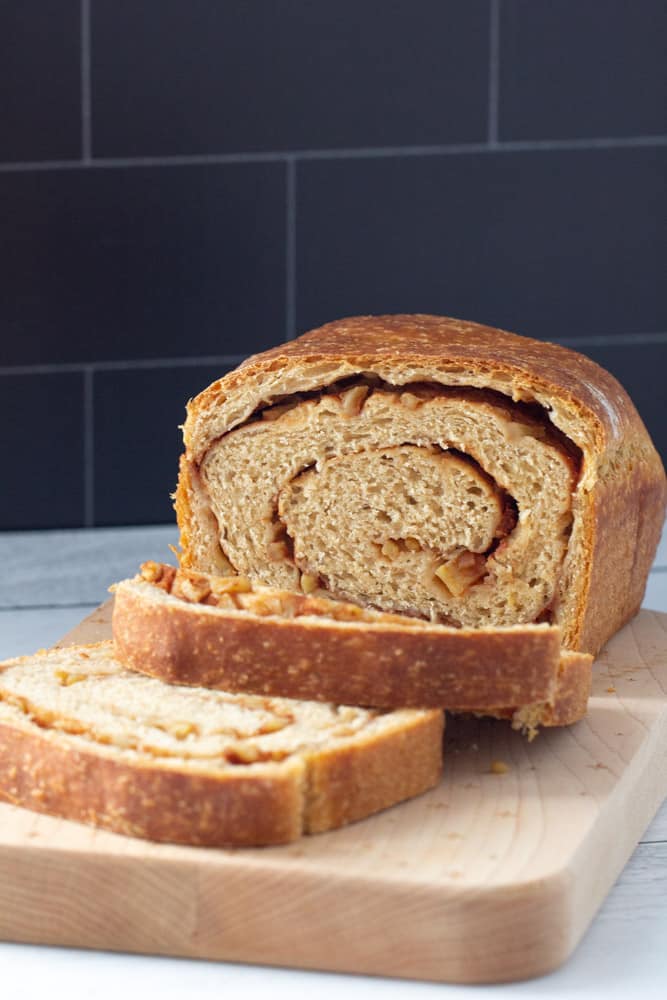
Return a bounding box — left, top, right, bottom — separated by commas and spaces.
176, 315, 666, 654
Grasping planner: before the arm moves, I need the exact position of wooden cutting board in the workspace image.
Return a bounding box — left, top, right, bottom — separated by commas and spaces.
1, 602, 666, 984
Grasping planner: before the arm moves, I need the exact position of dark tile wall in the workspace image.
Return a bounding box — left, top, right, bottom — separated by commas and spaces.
0, 372, 85, 529
0, 1, 81, 162
94, 363, 233, 525
92, 0, 490, 155
1, 1, 665, 529
297, 147, 666, 338
0, 164, 285, 364
499, 0, 667, 140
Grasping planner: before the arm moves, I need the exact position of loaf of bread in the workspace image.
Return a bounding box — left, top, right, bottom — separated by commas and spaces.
0, 641, 443, 846
176, 315, 666, 655
112, 562, 592, 727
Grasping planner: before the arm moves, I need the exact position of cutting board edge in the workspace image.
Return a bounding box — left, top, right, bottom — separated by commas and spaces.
565, 691, 667, 953
0, 832, 579, 984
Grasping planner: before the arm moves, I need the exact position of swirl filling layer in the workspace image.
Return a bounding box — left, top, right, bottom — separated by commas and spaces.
199, 382, 579, 629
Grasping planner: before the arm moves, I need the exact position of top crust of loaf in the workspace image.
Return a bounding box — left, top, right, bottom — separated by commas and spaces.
177, 315, 666, 654
183, 315, 649, 466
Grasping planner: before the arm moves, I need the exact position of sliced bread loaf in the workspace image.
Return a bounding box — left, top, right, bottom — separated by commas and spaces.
0, 641, 443, 846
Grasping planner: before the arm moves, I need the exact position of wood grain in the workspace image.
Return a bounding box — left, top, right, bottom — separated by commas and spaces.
0, 606, 666, 984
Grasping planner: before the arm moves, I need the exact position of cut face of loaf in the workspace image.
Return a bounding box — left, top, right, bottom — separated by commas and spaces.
201, 387, 575, 630
111, 563, 592, 727
0, 642, 443, 847
176, 315, 667, 655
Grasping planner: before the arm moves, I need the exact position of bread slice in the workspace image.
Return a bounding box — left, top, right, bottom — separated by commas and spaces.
175, 315, 666, 655
111, 563, 592, 725
0, 641, 443, 847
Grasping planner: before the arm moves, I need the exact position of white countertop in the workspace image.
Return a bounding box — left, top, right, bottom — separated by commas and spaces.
1, 524, 666, 999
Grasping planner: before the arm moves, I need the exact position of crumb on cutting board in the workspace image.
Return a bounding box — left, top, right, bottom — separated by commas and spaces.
490, 760, 510, 775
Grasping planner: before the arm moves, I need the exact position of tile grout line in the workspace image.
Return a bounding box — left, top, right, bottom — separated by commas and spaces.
1, 135, 666, 174
80, 0, 92, 162
1, 338, 666, 380
0, 354, 249, 376
83, 367, 95, 527
88, 353, 248, 371
487, 0, 501, 145
553, 332, 667, 348
285, 157, 297, 341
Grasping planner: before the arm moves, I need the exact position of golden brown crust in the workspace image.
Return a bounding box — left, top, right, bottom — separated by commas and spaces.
0, 644, 443, 847
0, 718, 303, 846
178, 315, 667, 654
305, 711, 444, 833
185, 315, 641, 457
174, 454, 197, 570
576, 460, 666, 653
540, 651, 593, 727
485, 650, 593, 731
112, 573, 572, 710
